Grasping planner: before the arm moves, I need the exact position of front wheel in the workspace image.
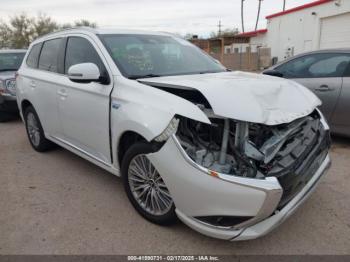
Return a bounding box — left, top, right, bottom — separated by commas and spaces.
121, 142, 177, 225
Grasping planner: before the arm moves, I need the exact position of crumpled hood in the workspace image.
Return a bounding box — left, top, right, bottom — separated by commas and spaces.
139, 71, 321, 125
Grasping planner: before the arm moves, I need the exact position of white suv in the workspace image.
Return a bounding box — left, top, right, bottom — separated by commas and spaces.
17, 28, 331, 240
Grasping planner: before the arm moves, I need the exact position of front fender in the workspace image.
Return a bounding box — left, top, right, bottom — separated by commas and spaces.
111, 77, 210, 169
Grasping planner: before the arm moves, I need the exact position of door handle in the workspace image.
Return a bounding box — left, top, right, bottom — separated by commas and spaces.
315, 85, 334, 92
57, 89, 68, 98
29, 81, 36, 88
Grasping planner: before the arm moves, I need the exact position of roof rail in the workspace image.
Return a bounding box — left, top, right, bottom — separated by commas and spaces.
34, 26, 98, 41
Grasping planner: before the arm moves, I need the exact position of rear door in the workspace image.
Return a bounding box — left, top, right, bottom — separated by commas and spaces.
330, 62, 350, 136
56, 35, 113, 164
275, 53, 350, 121
21, 38, 63, 136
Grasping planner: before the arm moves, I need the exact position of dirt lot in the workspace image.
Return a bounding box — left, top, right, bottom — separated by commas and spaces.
1, 120, 350, 255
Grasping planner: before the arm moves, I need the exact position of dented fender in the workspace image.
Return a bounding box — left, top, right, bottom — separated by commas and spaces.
111, 77, 210, 168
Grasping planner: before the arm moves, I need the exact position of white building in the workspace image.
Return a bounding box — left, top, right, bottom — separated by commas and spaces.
266, 0, 350, 62
226, 0, 350, 63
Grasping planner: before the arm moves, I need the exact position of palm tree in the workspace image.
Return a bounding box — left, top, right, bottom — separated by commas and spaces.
241, 0, 245, 33
255, 0, 263, 31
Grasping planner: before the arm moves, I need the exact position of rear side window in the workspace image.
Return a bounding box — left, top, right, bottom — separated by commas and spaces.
38, 38, 61, 72
64, 37, 105, 74
276, 53, 350, 78
26, 43, 42, 68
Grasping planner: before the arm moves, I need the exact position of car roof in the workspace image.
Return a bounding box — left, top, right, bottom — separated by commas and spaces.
33, 27, 176, 43
0, 49, 27, 53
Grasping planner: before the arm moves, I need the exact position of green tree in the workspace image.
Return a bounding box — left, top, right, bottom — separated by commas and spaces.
0, 14, 98, 49
34, 14, 59, 38
9, 14, 35, 48
73, 19, 97, 28
0, 20, 12, 48
210, 28, 239, 38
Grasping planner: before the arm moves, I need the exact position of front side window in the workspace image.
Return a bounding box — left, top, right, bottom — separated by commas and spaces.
99, 34, 226, 79
26, 43, 42, 69
38, 38, 62, 72
0, 52, 25, 72
64, 37, 105, 74
276, 53, 350, 78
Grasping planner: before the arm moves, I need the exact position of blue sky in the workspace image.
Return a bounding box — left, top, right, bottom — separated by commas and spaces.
0, 0, 317, 36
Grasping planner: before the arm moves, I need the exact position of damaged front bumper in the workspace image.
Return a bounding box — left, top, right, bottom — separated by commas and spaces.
147, 118, 331, 240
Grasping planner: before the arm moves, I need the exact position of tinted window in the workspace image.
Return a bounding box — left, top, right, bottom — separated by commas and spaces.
38, 38, 61, 72
26, 43, 42, 68
0, 52, 25, 71
65, 37, 104, 74
276, 53, 350, 78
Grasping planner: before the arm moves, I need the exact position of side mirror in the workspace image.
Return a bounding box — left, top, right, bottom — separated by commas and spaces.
68, 63, 101, 83
263, 69, 284, 78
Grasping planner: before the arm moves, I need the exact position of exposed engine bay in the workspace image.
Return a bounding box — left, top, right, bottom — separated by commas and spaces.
176, 110, 324, 179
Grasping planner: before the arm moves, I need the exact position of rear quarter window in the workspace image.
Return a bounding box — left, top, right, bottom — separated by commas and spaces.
26, 43, 42, 69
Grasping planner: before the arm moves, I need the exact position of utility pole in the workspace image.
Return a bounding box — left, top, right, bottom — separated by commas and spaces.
218, 20, 222, 36
283, 0, 286, 11
241, 0, 245, 33
255, 0, 263, 31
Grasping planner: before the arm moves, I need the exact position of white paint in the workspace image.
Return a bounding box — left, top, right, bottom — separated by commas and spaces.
264, 0, 350, 62
320, 12, 350, 48
140, 71, 321, 125
16, 28, 330, 241
67, 63, 100, 81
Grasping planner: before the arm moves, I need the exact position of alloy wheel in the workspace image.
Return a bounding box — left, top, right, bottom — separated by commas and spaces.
128, 154, 173, 216
26, 112, 40, 147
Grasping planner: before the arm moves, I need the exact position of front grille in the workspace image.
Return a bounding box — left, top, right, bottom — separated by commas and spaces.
266, 115, 331, 208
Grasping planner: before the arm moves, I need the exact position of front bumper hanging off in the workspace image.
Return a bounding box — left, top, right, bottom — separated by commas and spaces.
147, 124, 331, 240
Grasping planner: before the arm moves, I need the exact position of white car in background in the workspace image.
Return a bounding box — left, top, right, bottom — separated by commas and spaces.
0, 49, 26, 121
16, 28, 331, 240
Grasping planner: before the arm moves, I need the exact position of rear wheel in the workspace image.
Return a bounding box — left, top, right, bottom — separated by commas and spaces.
122, 142, 177, 225
24, 106, 53, 152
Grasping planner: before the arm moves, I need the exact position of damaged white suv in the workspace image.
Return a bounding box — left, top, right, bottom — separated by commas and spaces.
17, 28, 331, 240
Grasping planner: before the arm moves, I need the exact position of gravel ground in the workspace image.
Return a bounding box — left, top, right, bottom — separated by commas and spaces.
1, 120, 350, 255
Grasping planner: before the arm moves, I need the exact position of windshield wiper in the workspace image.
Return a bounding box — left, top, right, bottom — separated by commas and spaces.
0, 69, 17, 72
199, 70, 226, 74
128, 74, 162, 80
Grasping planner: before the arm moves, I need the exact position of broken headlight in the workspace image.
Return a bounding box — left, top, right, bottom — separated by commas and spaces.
175, 116, 257, 177
154, 117, 180, 142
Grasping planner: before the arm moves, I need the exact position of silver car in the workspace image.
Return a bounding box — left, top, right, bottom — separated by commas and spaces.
0, 49, 26, 122
264, 49, 350, 137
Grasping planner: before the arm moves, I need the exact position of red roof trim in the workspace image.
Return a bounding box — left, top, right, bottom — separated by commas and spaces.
235, 29, 268, 37
266, 0, 333, 19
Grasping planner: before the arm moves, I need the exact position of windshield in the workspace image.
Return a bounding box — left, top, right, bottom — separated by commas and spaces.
0, 52, 26, 72
99, 34, 226, 79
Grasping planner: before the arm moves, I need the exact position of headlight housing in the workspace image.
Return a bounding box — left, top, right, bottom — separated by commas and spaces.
154, 117, 180, 142
5, 78, 17, 96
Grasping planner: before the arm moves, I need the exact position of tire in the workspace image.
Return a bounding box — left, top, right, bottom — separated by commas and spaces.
24, 106, 53, 152
121, 142, 177, 225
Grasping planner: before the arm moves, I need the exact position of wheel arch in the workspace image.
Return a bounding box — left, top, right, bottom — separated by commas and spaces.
117, 130, 148, 167
21, 99, 33, 114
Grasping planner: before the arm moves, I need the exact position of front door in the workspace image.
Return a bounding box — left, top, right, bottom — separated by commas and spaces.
275, 53, 350, 121
57, 36, 113, 164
